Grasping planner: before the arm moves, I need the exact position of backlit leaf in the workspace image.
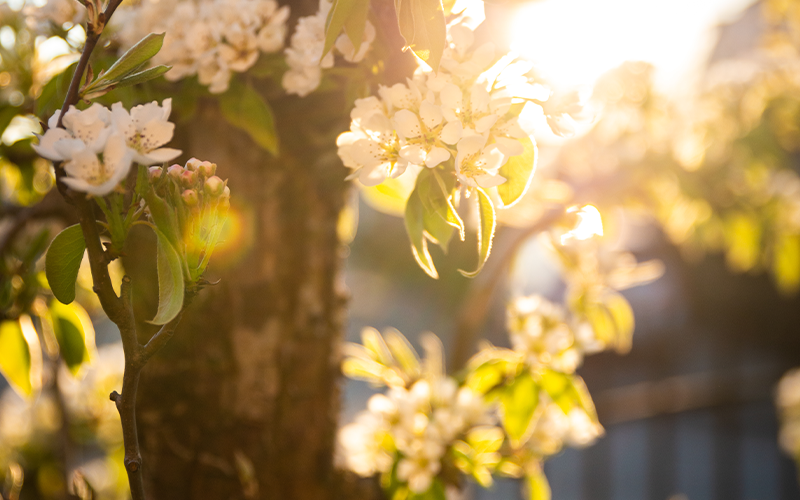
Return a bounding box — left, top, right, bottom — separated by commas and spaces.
501, 370, 538, 446
497, 136, 537, 208
344, 0, 370, 53
97, 33, 165, 85
45, 224, 86, 305
405, 189, 439, 278
323, 0, 357, 59
50, 301, 96, 376
459, 187, 496, 277
526, 466, 551, 500
148, 229, 185, 325
395, 0, 446, 71
0, 317, 40, 397
773, 234, 800, 295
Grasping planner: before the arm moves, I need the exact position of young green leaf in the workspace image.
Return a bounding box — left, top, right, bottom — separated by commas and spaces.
405, 189, 439, 279
501, 370, 539, 447
113, 65, 171, 90
526, 467, 551, 500
143, 189, 181, 251
322, 0, 356, 59
45, 224, 86, 305
148, 229, 185, 325
603, 290, 634, 354
50, 301, 96, 376
97, 32, 165, 85
344, 0, 370, 52
0, 318, 38, 397
220, 80, 279, 155
459, 187, 496, 278
497, 136, 538, 208
384, 328, 421, 376
395, 0, 446, 71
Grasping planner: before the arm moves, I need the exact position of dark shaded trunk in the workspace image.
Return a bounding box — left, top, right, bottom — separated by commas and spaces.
128, 94, 357, 499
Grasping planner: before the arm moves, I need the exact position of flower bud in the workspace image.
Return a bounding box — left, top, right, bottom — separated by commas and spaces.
185, 158, 202, 171
204, 175, 225, 197
180, 170, 197, 187
198, 161, 217, 177
182, 189, 199, 206
167, 164, 184, 182
219, 186, 231, 210
148, 166, 163, 181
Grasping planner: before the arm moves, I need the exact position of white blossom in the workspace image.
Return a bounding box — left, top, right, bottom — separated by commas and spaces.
113, 0, 290, 94
110, 99, 181, 165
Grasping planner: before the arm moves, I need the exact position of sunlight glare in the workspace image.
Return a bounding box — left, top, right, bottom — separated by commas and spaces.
562, 205, 603, 244
510, 0, 756, 91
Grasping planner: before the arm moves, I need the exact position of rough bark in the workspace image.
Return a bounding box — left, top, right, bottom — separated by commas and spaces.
130, 94, 355, 500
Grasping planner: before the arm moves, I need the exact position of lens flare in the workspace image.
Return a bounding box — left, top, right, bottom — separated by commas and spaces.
561, 205, 603, 244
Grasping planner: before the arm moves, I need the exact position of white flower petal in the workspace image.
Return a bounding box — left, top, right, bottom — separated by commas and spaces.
440, 121, 462, 144
399, 145, 426, 165
393, 110, 422, 139
425, 147, 450, 168
456, 134, 486, 155
495, 137, 524, 157
419, 101, 442, 129
474, 114, 498, 134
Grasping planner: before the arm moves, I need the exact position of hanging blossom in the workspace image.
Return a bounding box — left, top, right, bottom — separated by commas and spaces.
282, 0, 377, 97
113, 0, 290, 94
33, 100, 181, 196
336, 330, 498, 494
336, 21, 543, 189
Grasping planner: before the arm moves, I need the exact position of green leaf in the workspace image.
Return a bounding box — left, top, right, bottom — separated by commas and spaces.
344, 0, 370, 53
323, 0, 356, 59
395, 0, 446, 71
405, 189, 439, 279
143, 189, 181, 251
526, 467, 551, 500
384, 328, 421, 376
113, 65, 171, 89
773, 234, 800, 295
604, 290, 634, 354
96, 33, 165, 85
50, 301, 95, 376
497, 136, 537, 208
220, 79, 279, 155
459, 187, 496, 278
148, 229, 185, 325
45, 224, 86, 305
417, 169, 464, 252
0, 318, 36, 397
361, 327, 393, 365
541, 370, 598, 419
501, 370, 538, 446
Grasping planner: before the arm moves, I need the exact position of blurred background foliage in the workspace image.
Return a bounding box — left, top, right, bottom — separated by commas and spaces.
2, 0, 800, 498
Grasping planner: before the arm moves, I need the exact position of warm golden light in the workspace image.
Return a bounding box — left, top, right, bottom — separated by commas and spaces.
510, 0, 754, 91
562, 205, 603, 244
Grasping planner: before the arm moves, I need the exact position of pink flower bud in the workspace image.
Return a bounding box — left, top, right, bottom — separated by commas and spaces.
198, 161, 217, 177
182, 189, 199, 206
180, 170, 196, 187
148, 166, 163, 181
167, 164, 183, 181
185, 158, 202, 171
204, 176, 225, 197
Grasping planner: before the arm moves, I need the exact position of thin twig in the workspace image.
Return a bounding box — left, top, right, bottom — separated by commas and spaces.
450, 207, 566, 370
49, 1, 185, 499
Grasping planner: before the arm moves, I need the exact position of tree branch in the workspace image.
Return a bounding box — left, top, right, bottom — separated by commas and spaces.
449, 207, 567, 370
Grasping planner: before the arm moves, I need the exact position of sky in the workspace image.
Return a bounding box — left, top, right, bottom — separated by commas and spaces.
509, 0, 757, 93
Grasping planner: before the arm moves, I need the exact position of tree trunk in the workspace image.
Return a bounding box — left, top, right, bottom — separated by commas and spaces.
130, 92, 355, 499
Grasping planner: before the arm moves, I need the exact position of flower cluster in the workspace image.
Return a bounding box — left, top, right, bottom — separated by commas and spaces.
336, 23, 532, 187
337, 329, 498, 495
33, 99, 180, 196
282, 0, 376, 97
776, 368, 800, 458
114, 0, 289, 94
147, 158, 230, 283
507, 295, 586, 373
526, 395, 604, 457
